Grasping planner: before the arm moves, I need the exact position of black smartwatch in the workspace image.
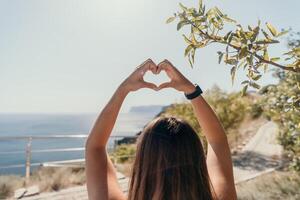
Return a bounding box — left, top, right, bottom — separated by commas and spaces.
184, 84, 203, 100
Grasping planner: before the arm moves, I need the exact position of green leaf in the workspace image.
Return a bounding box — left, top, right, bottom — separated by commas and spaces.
247, 55, 254, 65
191, 33, 198, 45
249, 81, 261, 89
262, 29, 271, 39
239, 46, 248, 59
241, 80, 249, 84
238, 59, 247, 69
222, 15, 236, 23
263, 49, 269, 61
224, 31, 232, 41
250, 26, 260, 42
255, 39, 279, 44
217, 51, 224, 64
241, 84, 248, 96
198, 0, 203, 12
191, 48, 196, 63
276, 30, 289, 37
179, 3, 188, 11
225, 58, 238, 65
270, 39, 280, 43
228, 33, 234, 44
214, 7, 223, 16
252, 74, 262, 81
177, 20, 189, 31
270, 57, 280, 62
231, 66, 236, 85
182, 34, 192, 44
188, 56, 193, 68
166, 16, 176, 24
195, 41, 207, 48
187, 49, 196, 68
184, 45, 194, 57
263, 64, 268, 73
266, 22, 277, 36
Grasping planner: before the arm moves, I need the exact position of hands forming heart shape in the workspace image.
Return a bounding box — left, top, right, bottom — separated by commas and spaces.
121, 59, 195, 94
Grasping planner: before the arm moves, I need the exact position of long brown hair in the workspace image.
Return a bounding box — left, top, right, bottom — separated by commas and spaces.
128, 117, 214, 200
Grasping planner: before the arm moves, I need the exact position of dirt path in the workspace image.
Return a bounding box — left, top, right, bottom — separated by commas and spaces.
233, 121, 283, 184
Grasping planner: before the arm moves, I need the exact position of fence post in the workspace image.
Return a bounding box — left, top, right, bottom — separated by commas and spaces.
25, 137, 32, 182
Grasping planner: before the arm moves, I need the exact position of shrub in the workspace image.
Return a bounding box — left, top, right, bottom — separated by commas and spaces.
236, 170, 300, 199
0, 175, 25, 199
250, 102, 264, 119
160, 85, 251, 149
112, 144, 136, 163
260, 71, 300, 171
204, 86, 251, 130
28, 167, 86, 192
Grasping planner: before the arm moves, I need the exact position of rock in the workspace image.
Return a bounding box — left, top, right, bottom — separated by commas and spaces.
14, 188, 26, 199
116, 172, 125, 179
24, 185, 39, 197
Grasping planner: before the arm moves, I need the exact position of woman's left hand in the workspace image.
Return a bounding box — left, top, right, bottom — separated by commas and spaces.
120, 59, 159, 92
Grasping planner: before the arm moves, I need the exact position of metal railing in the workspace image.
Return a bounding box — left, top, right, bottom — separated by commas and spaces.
0, 134, 137, 181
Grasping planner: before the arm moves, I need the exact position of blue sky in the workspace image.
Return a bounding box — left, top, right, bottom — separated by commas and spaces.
1, 0, 299, 113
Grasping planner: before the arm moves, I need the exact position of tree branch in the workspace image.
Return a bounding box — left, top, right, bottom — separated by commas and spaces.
188, 20, 300, 73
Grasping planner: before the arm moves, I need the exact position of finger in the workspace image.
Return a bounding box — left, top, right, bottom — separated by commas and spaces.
137, 59, 158, 76
157, 60, 173, 72
140, 59, 154, 72
148, 60, 159, 74
158, 59, 173, 66
140, 70, 146, 76
136, 58, 152, 70
143, 81, 159, 91
156, 64, 162, 74
157, 61, 166, 74
157, 61, 174, 79
162, 59, 173, 66
136, 59, 152, 76
135, 59, 154, 78
158, 81, 172, 90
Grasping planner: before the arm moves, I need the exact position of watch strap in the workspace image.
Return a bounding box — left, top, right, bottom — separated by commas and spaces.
184, 84, 203, 100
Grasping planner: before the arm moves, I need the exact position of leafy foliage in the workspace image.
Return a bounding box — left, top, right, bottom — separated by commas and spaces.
257, 32, 300, 171
260, 71, 300, 171
167, 0, 300, 93
112, 144, 136, 163
160, 86, 251, 149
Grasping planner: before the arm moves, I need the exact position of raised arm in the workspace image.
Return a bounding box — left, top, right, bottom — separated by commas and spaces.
85, 59, 158, 200
188, 95, 237, 200
157, 60, 237, 200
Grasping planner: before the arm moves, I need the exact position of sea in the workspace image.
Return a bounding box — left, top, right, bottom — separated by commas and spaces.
0, 107, 162, 175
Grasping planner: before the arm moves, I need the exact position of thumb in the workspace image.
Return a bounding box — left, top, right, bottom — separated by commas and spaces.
143, 81, 159, 91
158, 81, 172, 90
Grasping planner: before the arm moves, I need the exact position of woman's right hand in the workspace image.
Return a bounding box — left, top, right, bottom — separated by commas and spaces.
120, 59, 159, 93
157, 59, 195, 94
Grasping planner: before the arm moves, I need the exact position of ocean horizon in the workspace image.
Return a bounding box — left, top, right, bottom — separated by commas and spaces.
0, 105, 165, 175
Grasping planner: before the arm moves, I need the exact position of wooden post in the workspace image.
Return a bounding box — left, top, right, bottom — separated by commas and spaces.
25, 137, 32, 182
